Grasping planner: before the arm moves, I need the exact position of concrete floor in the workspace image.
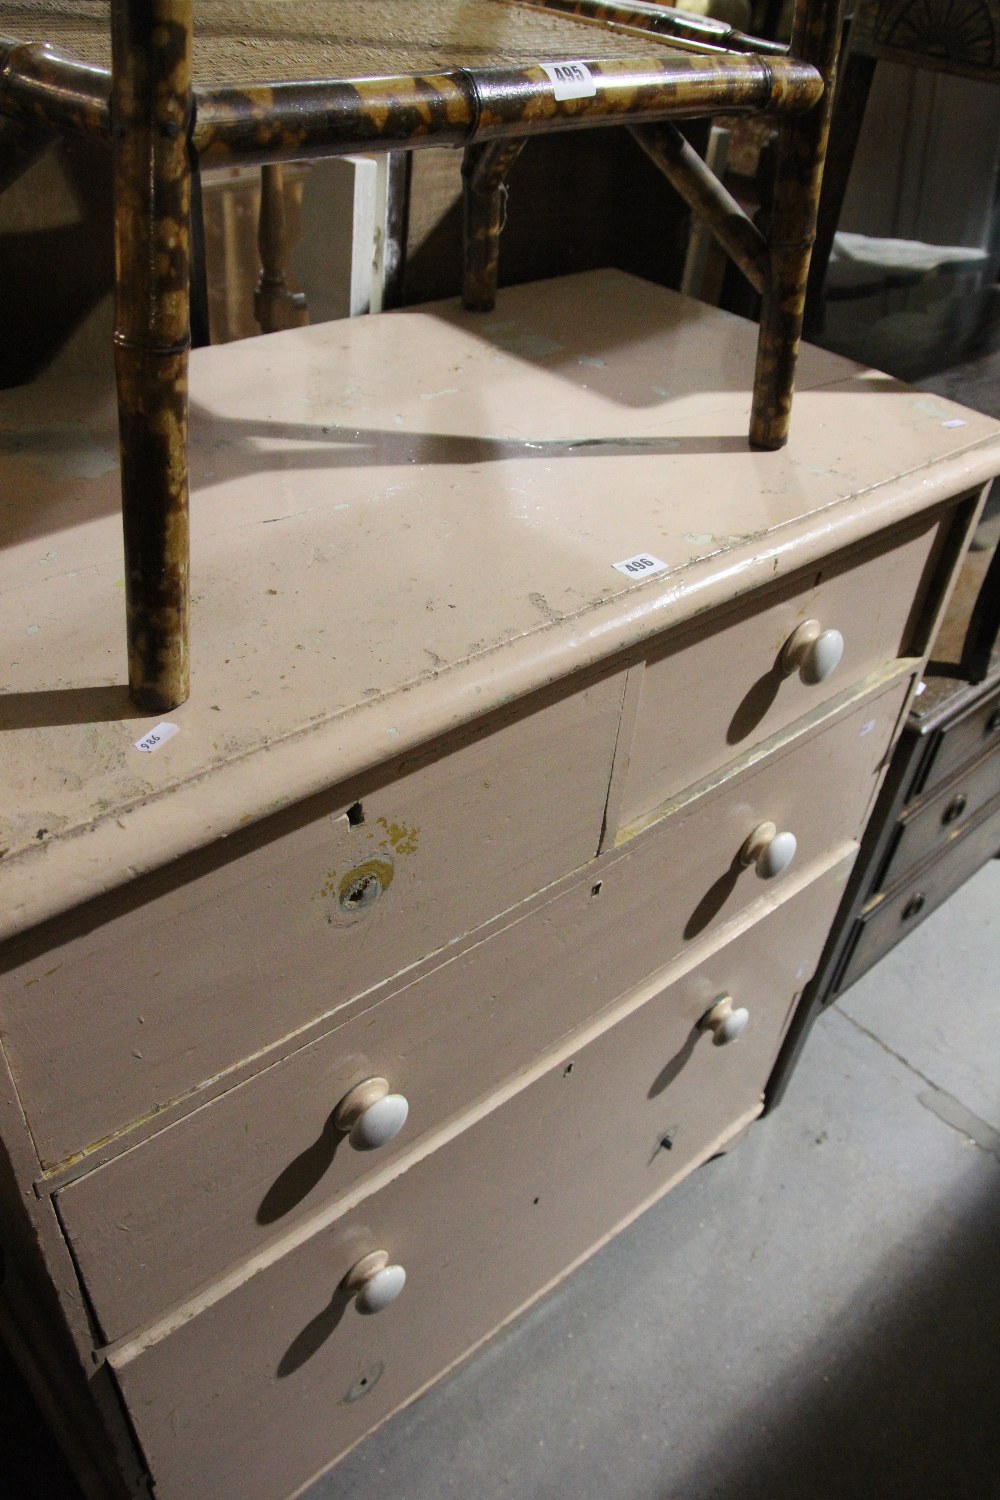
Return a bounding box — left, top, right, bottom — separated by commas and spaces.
1, 816, 997, 1500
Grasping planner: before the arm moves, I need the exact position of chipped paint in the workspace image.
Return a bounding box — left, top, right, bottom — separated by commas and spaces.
376, 817, 420, 855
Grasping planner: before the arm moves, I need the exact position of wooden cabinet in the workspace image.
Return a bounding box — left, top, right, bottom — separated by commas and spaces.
1, 273, 998, 1500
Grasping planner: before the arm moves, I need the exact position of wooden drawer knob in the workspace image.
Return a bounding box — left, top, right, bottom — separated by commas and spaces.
740, 821, 797, 879
781, 620, 844, 684
334, 1078, 410, 1151
699, 993, 750, 1046
343, 1251, 407, 1315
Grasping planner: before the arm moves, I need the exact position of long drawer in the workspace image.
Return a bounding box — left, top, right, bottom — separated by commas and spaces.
108, 861, 850, 1500
878, 740, 1000, 890
57, 682, 900, 1340
838, 796, 1000, 991
618, 514, 948, 831
908, 675, 1000, 802
0, 671, 625, 1169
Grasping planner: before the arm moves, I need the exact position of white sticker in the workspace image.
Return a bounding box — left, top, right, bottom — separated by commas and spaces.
915, 680, 927, 696
540, 61, 597, 101
858, 719, 876, 737
613, 553, 669, 579
941, 418, 967, 428
134, 722, 179, 753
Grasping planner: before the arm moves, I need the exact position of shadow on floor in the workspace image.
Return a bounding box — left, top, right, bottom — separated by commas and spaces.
671, 1168, 1000, 1500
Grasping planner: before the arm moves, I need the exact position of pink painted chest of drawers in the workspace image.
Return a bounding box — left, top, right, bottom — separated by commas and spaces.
1, 272, 998, 1500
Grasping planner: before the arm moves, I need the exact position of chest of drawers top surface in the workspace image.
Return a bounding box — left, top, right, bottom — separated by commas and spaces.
2, 269, 999, 938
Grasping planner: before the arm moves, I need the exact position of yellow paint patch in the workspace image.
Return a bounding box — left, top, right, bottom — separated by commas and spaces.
376, 816, 420, 855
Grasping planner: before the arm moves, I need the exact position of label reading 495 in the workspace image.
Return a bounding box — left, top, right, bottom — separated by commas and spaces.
539, 61, 598, 101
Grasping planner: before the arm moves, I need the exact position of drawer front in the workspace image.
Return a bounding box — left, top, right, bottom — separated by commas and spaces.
880, 743, 1000, 890
0, 672, 625, 1169
619, 517, 945, 831
110, 864, 848, 1500
838, 797, 1000, 992
58, 686, 898, 1340
910, 680, 1000, 802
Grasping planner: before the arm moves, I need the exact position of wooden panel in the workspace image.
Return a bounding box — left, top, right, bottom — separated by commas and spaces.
880, 742, 1000, 888
108, 860, 850, 1500
912, 678, 1000, 800
618, 517, 946, 831
0, 672, 624, 1169
57, 679, 902, 1341
839, 797, 1000, 991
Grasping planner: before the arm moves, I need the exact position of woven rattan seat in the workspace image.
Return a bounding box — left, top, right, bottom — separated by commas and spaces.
0, 0, 846, 709
4, 0, 700, 80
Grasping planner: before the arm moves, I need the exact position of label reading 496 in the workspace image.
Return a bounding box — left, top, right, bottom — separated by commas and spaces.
613, 553, 668, 579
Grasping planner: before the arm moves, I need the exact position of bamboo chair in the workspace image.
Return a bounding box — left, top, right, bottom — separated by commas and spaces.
0, 0, 845, 711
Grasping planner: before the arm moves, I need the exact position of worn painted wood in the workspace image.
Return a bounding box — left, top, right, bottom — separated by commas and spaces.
0, 255, 998, 1500
55, 672, 905, 1341
883, 741, 1000, 884
1, 670, 625, 1169
3, 273, 999, 946
106, 859, 851, 1500
616, 512, 952, 831
841, 795, 1000, 988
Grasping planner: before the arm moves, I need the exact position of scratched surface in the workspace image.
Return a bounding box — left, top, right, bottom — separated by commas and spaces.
2, 269, 999, 933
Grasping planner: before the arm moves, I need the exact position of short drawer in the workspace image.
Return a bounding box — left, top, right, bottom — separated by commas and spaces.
57, 685, 897, 1339
0, 671, 625, 1169
838, 796, 1000, 992
909, 679, 1000, 802
878, 742, 1000, 890
108, 862, 849, 1500
618, 515, 948, 830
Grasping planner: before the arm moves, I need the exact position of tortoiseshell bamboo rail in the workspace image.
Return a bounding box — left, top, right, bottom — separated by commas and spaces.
0, 0, 844, 710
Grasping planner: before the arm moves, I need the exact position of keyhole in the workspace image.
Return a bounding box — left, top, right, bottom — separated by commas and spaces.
340, 872, 383, 912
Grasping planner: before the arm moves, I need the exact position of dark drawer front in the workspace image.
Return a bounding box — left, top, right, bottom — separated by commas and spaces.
912, 681, 1000, 801
838, 798, 1000, 992
880, 744, 1000, 890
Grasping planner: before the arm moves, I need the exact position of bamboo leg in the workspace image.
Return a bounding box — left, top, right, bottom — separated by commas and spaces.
111, 0, 193, 711
461, 138, 526, 312
628, 122, 767, 296
254, 163, 309, 333
749, 0, 845, 450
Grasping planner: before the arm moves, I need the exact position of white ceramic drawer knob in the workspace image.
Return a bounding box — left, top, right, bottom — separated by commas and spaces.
781, 619, 844, 684
343, 1251, 407, 1315
740, 821, 797, 879
334, 1077, 410, 1151
699, 994, 750, 1046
